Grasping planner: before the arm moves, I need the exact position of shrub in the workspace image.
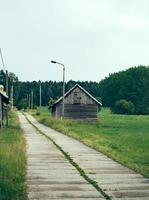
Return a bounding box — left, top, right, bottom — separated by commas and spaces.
113, 99, 135, 114
36, 111, 40, 115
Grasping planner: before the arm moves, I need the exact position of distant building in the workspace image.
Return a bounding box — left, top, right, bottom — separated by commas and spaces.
0, 85, 9, 128
51, 84, 102, 121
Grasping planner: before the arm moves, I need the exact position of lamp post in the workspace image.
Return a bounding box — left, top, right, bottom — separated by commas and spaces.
51, 60, 65, 117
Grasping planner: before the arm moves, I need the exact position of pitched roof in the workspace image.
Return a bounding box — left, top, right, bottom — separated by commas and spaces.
52, 84, 102, 106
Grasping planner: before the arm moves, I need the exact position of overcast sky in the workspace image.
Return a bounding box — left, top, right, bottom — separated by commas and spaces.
0, 0, 149, 82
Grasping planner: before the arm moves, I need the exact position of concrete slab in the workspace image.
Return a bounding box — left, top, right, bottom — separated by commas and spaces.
25, 113, 149, 200
19, 113, 104, 200
28, 190, 103, 199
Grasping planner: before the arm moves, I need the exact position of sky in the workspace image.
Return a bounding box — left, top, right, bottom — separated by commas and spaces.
0, 0, 149, 82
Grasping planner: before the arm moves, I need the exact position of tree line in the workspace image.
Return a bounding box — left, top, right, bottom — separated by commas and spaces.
99, 65, 149, 114
0, 71, 101, 109
0, 65, 149, 114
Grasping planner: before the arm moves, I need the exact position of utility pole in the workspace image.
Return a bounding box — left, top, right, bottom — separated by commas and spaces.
62, 65, 65, 117
31, 90, 33, 109
0, 48, 8, 96
38, 80, 42, 112
10, 85, 14, 111
28, 94, 30, 109
39, 81, 42, 108
26, 94, 28, 108
6, 70, 8, 96
0, 48, 8, 126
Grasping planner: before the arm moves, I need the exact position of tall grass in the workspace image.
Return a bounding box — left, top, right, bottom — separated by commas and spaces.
0, 112, 27, 200
30, 107, 149, 178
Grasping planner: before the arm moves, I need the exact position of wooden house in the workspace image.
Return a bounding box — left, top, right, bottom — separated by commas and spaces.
0, 86, 9, 128
51, 84, 102, 121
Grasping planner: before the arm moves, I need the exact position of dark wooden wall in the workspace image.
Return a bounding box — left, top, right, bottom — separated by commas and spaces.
64, 104, 98, 121
0, 96, 2, 127
64, 87, 96, 105
0, 95, 8, 127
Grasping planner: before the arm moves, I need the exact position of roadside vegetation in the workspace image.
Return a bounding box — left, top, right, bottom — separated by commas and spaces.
0, 112, 27, 200
30, 107, 149, 178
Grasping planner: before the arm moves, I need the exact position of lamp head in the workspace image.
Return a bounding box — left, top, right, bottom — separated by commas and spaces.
51, 60, 57, 64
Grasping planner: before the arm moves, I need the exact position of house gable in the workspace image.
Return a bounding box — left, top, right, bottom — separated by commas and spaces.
52, 84, 102, 107
64, 86, 96, 105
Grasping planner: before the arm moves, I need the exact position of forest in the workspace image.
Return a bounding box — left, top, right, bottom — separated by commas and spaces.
0, 65, 149, 114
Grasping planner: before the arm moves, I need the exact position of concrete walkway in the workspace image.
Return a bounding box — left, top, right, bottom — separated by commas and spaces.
19, 113, 104, 199
25, 113, 149, 200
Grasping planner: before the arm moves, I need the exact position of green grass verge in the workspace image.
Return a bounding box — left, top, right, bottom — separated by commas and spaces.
29, 107, 149, 178
0, 112, 27, 200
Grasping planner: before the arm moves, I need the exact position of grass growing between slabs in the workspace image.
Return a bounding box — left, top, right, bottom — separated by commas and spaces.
0, 112, 27, 200
29, 107, 149, 178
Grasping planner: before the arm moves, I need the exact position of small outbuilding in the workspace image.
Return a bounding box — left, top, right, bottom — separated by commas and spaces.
51, 84, 102, 121
0, 85, 9, 128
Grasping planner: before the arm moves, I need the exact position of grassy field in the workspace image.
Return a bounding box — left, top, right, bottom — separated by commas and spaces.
30, 107, 149, 178
0, 112, 27, 200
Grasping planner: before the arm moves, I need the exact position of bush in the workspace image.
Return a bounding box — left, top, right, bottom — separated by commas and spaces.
36, 111, 40, 115
113, 99, 135, 114
48, 98, 55, 109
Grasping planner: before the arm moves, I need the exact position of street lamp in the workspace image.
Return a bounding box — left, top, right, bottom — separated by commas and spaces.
51, 60, 65, 117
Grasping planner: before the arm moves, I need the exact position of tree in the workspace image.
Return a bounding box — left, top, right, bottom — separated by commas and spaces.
113, 99, 135, 114
48, 98, 55, 110
99, 66, 149, 114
